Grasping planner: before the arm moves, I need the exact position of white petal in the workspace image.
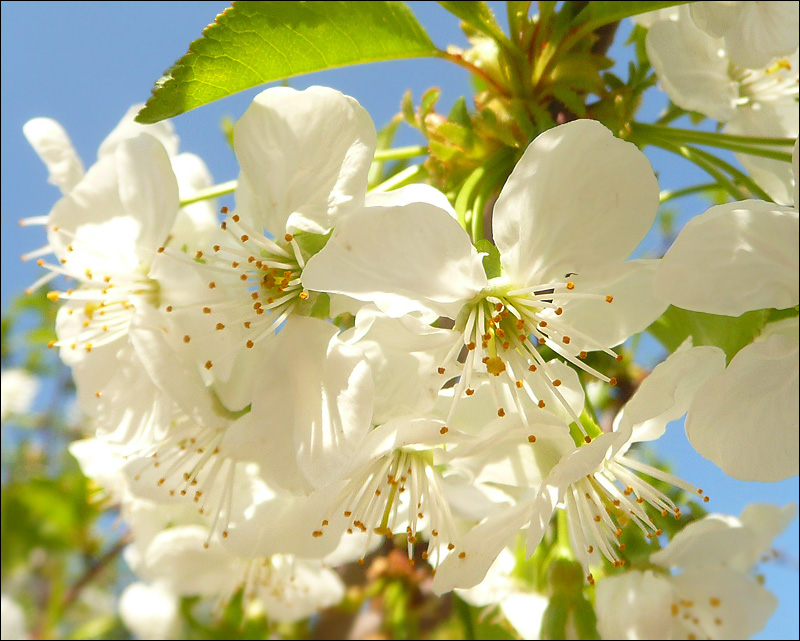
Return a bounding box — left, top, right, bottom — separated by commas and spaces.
721, 3, 799, 70
23, 117, 84, 193
303, 202, 487, 318
98, 104, 179, 158
1, 593, 27, 641
49, 135, 179, 275
223, 477, 348, 559
655, 200, 799, 314
119, 582, 180, 641
646, 14, 737, 122
500, 592, 549, 640
618, 344, 727, 446
365, 183, 457, 218
733, 502, 798, 571
671, 566, 778, 639
432, 499, 533, 594
221, 316, 374, 492
595, 571, 675, 641
650, 513, 756, 569
493, 120, 659, 286
685, 323, 799, 481
139, 526, 240, 597
234, 86, 375, 235
256, 561, 344, 623
346, 306, 455, 423
555, 259, 668, 350
129, 306, 231, 430
170, 152, 219, 252
726, 105, 799, 207
689, 1, 740, 38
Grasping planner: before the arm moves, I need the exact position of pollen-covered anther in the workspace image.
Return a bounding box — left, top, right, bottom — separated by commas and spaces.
562, 336, 571, 344
584, 435, 592, 443
458, 552, 466, 559
220, 206, 229, 214
215, 323, 225, 330
566, 281, 575, 290
553, 379, 562, 387
439, 426, 449, 435
312, 530, 323, 538
538, 400, 546, 408
465, 388, 475, 396
528, 435, 536, 443
299, 291, 309, 300
183, 335, 191, 343
240, 234, 249, 242
587, 573, 595, 585
202, 307, 211, 314
467, 341, 476, 350
609, 377, 617, 386
195, 251, 203, 259
246, 340, 254, 349
516, 380, 523, 389
204, 361, 213, 370
497, 408, 505, 417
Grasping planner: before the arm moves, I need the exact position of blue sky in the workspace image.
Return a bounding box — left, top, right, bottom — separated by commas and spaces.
1, 2, 797, 638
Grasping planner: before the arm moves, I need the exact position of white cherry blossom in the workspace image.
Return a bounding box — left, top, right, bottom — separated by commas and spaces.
654, 142, 799, 481
304, 119, 666, 437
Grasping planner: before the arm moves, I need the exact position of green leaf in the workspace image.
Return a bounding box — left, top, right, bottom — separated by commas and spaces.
136, 1, 438, 124
580, 1, 692, 30
647, 305, 770, 363
436, 1, 506, 41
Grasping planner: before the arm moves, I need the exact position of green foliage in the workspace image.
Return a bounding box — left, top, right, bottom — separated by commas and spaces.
647, 305, 771, 363
136, 1, 438, 123
577, 1, 691, 30
436, 1, 506, 43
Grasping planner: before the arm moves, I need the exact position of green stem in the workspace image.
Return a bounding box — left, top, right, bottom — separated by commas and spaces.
368, 164, 425, 193
634, 129, 772, 201
179, 179, 237, 207
659, 182, 719, 204
636, 132, 748, 200
633, 122, 795, 160
455, 166, 487, 231
437, 49, 511, 97
372, 145, 429, 162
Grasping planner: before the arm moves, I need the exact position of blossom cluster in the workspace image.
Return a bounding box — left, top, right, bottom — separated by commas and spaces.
16, 3, 798, 638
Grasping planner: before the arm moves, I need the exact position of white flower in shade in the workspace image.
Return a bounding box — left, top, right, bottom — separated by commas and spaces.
654, 142, 799, 481
303, 119, 666, 437
20, 107, 219, 450
0, 368, 39, 422
646, 7, 799, 120
645, 4, 798, 204
118, 581, 181, 640
306, 417, 468, 568
156, 85, 377, 381
432, 344, 726, 593
457, 549, 549, 640
631, 6, 679, 29
595, 503, 795, 640
135, 524, 345, 623
689, 1, 799, 70
1, 593, 27, 641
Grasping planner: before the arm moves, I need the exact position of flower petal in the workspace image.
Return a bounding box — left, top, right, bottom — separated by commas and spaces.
303, 202, 487, 318
655, 200, 799, 315
646, 14, 737, 122
555, 259, 668, 350
493, 120, 659, 286
685, 318, 799, 481
23, 118, 84, 194
234, 86, 376, 235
